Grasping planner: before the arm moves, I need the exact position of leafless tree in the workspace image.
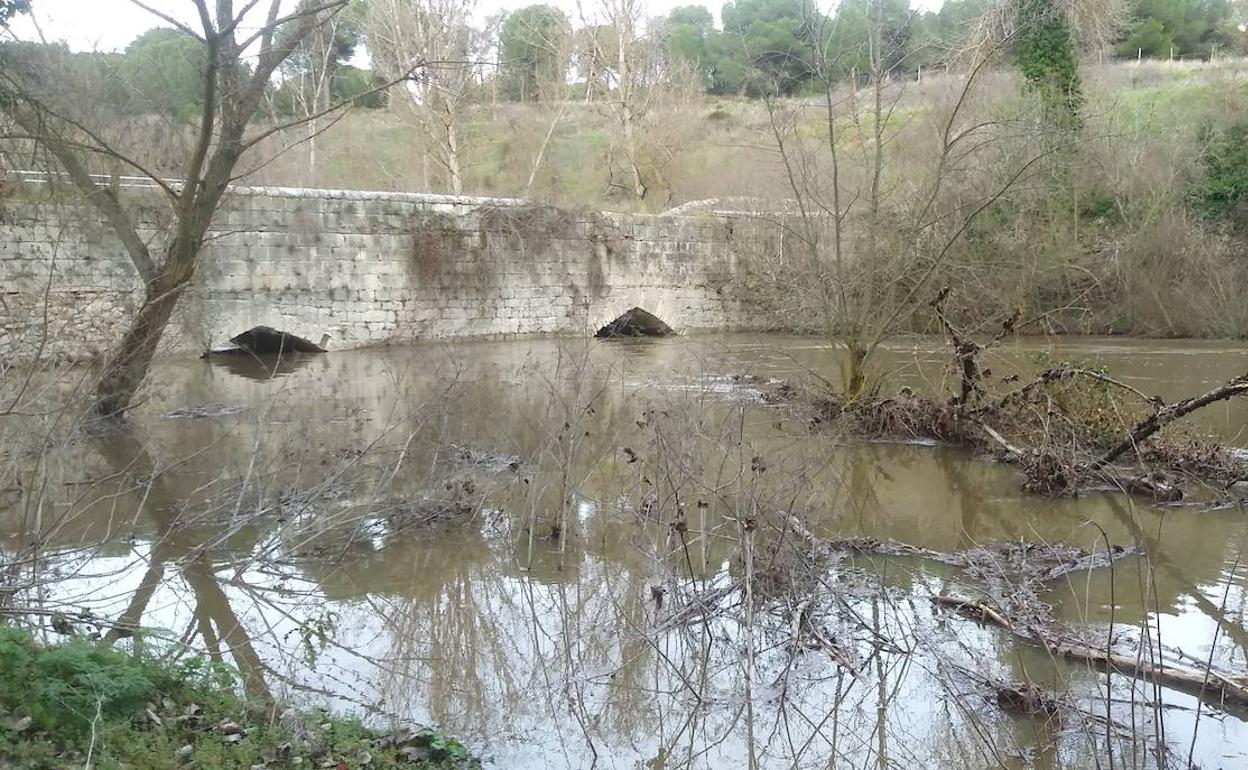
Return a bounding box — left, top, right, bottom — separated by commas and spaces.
751, 0, 1079, 398
278, 0, 359, 180
364, 0, 481, 194
573, 22, 615, 104
599, 0, 653, 200
520, 13, 575, 196
0, 0, 422, 418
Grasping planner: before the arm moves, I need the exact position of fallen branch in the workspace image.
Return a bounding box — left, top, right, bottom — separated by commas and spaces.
1092, 374, 1248, 469
0, 606, 145, 635
972, 419, 1025, 459
934, 594, 1015, 629
651, 582, 739, 634
1108, 472, 1184, 502
933, 595, 1248, 710
783, 597, 860, 670
788, 518, 1140, 582
1035, 544, 1138, 581
985, 366, 1160, 418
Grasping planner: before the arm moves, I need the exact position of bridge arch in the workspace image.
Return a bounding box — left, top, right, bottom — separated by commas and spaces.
595, 307, 676, 338
587, 293, 684, 338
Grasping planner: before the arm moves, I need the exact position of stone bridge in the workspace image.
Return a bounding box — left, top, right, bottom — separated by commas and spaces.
0, 183, 774, 360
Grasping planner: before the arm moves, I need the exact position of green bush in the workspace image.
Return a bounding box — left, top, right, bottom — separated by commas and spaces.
1078, 190, 1119, 222
1189, 121, 1248, 219
0, 625, 160, 740
1013, 0, 1084, 120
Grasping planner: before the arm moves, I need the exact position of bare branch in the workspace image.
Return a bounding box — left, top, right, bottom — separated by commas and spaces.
181, 27, 221, 205
0, 83, 158, 282
218, 0, 266, 38
1093, 375, 1248, 469
237, 0, 347, 54
128, 0, 206, 40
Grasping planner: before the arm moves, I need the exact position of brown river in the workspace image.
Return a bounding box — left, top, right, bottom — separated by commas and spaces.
3, 334, 1248, 769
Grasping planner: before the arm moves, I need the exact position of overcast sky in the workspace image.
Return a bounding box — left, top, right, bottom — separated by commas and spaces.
9, 0, 943, 53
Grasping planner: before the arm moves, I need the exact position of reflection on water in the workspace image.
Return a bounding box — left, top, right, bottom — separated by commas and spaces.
3, 334, 1248, 768
206, 351, 322, 382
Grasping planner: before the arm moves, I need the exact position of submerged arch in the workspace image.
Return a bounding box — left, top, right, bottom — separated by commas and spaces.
204, 326, 327, 357
594, 307, 676, 338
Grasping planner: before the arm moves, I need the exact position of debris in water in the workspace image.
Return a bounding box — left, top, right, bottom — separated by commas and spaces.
204, 326, 327, 357
595, 308, 675, 338
994, 681, 1061, 717
164, 403, 247, 419
444, 444, 522, 472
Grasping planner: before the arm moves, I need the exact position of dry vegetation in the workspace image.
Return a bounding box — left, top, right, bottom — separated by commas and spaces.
232, 58, 1248, 344
753, 286, 1248, 506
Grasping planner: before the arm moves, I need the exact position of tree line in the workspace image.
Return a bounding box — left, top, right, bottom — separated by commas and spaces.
1116, 0, 1245, 58
5, 0, 1245, 124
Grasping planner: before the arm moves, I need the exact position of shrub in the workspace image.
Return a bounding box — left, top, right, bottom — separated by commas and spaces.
0, 625, 159, 740
1189, 120, 1248, 220
1012, 0, 1084, 120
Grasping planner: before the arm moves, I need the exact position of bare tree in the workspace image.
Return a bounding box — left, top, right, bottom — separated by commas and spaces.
516, 9, 574, 196
278, 0, 361, 180
364, 0, 481, 194
599, 0, 652, 200
0, 0, 419, 418
573, 22, 616, 104
751, 0, 1074, 399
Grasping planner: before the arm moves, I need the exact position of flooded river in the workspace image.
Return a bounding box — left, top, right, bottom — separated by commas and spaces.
3, 334, 1248, 769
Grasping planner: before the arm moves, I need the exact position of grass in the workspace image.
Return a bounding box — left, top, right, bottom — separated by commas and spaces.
247, 60, 1248, 208
0, 626, 476, 770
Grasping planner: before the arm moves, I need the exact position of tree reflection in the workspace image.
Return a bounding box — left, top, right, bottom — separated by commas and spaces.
90, 429, 273, 700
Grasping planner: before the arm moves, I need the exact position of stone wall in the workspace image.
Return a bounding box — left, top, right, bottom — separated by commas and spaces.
0, 185, 767, 360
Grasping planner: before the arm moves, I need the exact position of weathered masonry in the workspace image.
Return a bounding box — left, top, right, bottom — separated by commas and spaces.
0, 185, 769, 360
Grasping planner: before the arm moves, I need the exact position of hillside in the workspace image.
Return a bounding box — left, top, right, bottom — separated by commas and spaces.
231, 59, 1248, 339
248, 59, 1248, 210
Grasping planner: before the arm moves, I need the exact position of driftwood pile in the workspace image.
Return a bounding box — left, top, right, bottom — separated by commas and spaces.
701, 514, 1248, 712
758, 289, 1248, 503
797, 519, 1248, 711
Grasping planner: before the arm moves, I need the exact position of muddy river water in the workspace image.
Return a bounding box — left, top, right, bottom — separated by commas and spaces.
3, 334, 1248, 769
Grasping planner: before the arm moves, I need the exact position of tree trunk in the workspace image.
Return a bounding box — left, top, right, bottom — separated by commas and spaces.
840, 338, 868, 402
93, 259, 194, 417
10, 0, 353, 421
612, 9, 646, 201
616, 90, 646, 199
526, 105, 564, 196
446, 118, 463, 195
307, 115, 318, 183
624, 117, 646, 200
933, 595, 1248, 709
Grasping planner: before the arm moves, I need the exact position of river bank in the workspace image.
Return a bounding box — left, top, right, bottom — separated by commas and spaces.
0, 627, 476, 770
